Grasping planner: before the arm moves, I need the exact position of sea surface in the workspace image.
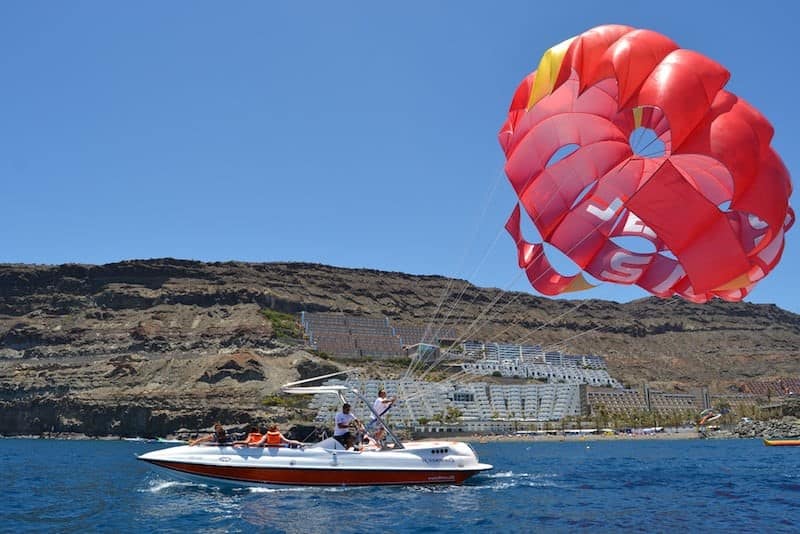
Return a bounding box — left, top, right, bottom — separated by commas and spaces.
4, 437, 800, 532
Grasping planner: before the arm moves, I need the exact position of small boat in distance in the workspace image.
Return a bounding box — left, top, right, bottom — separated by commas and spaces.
138, 373, 492, 486
124, 437, 186, 444
156, 437, 187, 444
763, 438, 800, 446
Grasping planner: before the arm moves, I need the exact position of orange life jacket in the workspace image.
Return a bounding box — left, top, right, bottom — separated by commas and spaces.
266, 431, 282, 446
247, 433, 263, 444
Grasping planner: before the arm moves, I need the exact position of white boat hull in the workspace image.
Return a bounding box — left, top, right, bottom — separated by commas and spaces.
139, 439, 492, 486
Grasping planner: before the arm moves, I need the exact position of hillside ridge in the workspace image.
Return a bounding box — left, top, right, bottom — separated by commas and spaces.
1, 258, 798, 436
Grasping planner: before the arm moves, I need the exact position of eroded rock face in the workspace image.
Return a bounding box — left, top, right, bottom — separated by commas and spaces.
1, 258, 799, 437
735, 417, 800, 439
199, 354, 267, 384
296, 359, 340, 382
0, 349, 329, 437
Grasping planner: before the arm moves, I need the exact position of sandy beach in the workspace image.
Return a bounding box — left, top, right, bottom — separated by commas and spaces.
468, 428, 701, 443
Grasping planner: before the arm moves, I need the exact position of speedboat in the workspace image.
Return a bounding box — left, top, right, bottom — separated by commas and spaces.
138, 374, 492, 486
138, 437, 490, 486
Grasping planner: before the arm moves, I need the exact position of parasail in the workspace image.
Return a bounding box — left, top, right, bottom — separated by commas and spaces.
500, 24, 793, 303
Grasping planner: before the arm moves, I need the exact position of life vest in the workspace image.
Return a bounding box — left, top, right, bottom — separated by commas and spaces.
266, 431, 282, 446
247, 433, 263, 444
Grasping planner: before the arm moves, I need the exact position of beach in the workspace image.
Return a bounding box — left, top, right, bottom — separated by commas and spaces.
470, 427, 701, 443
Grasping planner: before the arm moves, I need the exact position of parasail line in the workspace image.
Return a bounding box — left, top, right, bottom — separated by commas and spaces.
403, 165, 508, 381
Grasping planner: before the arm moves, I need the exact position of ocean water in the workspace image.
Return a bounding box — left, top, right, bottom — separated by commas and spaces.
4, 437, 800, 532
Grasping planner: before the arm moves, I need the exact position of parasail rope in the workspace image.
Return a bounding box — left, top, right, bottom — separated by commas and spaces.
404, 136, 692, 397
409, 155, 640, 382
404, 168, 510, 378
403, 166, 508, 381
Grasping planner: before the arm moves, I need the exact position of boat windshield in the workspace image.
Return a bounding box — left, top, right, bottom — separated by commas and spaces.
281, 374, 404, 450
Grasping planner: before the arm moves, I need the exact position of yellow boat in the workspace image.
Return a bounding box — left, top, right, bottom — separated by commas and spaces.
763, 439, 800, 446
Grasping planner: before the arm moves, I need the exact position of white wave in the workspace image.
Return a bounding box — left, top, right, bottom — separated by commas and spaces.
486, 470, 556, 479
487, 470, 518, 478
142, 479, 207, 493
249, 485, 372, 494
248, 486, 315, 494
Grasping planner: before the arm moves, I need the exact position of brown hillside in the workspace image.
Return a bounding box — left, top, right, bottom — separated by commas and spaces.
1, 258, 798, 436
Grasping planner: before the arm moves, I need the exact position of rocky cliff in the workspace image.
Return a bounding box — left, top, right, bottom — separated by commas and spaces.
1, 258, 799, 437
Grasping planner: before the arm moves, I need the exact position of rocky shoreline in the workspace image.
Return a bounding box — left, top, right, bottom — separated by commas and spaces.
733, 417, 800, 439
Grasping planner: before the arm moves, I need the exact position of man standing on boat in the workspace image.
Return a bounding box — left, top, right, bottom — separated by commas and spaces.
334, 403, 362, 449
367, 389, 396, 432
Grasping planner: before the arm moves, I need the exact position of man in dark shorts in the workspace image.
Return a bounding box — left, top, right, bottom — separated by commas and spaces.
333, 403, 361, 449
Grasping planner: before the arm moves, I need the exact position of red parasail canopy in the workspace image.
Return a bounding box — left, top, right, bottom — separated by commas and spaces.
500, 24, 793, 303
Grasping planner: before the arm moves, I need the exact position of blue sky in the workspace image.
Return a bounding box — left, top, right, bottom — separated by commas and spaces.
1, 1, 798, 313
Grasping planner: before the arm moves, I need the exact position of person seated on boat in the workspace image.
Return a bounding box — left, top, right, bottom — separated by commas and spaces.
189, 422, 230, 446
366, 389, 396, 432
333, 403, 362, 449
232, 425, 263, 447
371, 426, 387, 447
246, 424, 304, 448
359, 433, 380, 451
